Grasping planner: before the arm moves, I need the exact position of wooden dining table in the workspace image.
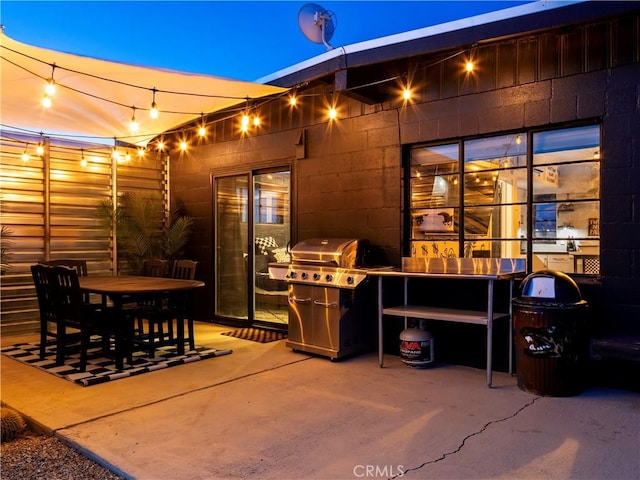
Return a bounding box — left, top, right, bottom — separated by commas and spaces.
79, 275, 205, 370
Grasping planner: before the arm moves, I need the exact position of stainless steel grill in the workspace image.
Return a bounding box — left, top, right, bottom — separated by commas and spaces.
286, 237, 368, 289
270, 238, 373, 360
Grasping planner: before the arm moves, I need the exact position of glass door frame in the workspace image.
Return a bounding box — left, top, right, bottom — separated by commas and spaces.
211, 164, 292, 329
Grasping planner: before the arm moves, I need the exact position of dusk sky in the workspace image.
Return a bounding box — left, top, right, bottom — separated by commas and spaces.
2, 1, 533, 82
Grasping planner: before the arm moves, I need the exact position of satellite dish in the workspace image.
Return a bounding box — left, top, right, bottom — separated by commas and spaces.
298, 3, 337, 50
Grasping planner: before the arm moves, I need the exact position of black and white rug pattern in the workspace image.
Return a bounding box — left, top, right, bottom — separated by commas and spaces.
1, 341, 232, 387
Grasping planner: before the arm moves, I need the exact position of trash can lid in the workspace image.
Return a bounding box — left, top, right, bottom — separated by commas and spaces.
518, 269, 583, 304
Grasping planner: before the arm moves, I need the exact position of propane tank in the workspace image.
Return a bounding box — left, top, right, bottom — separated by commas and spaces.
399, 323, 434, 368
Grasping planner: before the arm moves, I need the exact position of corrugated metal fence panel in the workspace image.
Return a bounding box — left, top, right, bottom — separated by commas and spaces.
0, 132, 167, 336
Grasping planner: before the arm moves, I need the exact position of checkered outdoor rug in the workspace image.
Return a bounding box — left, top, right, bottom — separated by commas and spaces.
1, 340, 232, 387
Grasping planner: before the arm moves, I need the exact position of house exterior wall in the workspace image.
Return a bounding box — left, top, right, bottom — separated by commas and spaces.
170, 11, 639, 335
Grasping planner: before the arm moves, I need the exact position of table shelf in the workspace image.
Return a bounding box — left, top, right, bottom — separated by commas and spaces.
382, 305, 509, 326
370, 267, 524, 387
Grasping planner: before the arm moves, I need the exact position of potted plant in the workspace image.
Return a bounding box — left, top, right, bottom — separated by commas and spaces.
97, 192, 194, 274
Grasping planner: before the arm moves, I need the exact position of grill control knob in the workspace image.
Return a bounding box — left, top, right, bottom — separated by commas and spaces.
301, 272, 308, 279
347, 276, 354, 284
325, 274, 333, 282
290, 271, 297, 279
313, 273, 321, 280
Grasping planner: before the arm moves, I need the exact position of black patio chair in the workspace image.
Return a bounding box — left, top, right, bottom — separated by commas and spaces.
133, 260, 199, 356
36, 265, 112, 370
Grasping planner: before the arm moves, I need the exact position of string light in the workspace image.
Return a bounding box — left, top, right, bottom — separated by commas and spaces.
129, 106, 139, 133
45, 64, 56, 96
21, 144, 29, 162
198, 113, 206, 137
137, 147, 146, 158
150, 88, 159, 119
36, 134, 44, 156
240, 115, 249, 132
157, 140, 165, 151
9, 41, 481, 144
179, 131, 188, 152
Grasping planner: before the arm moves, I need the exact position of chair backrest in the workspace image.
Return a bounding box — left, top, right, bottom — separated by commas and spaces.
40, 259, 88, 277
31, 264, 56, 325
171, 259, 197, 280
48, 265, 85, 328
143, 259, 168, 277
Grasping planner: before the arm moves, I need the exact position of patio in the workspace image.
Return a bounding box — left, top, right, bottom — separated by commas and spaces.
2, 321, 638, 480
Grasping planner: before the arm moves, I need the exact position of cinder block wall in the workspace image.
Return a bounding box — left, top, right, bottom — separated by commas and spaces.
171, 28, 639, 334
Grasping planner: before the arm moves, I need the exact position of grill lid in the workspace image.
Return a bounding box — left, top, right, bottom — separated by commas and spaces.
290, 238, 366, 268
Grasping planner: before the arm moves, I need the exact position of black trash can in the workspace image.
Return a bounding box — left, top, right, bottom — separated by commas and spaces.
513, 270, 590, 396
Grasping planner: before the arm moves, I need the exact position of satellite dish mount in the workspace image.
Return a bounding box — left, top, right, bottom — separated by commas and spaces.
298, 3, 337, 51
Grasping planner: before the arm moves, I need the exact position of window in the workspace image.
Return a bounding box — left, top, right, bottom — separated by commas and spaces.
405, 124, 601, 275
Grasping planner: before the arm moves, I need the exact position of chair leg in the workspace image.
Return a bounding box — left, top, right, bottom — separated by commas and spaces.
56, 322, 66, 365
187, 319, 195, 352
147, 321, 157, 358
40, 322, 48, 359
79, 332, 89, 372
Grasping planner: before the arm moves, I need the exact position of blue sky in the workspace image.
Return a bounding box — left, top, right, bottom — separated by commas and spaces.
2, 1, 532, 81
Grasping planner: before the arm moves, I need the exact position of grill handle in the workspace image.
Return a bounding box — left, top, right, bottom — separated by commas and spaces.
291, 296, 311, 304
313, 300, 338, 308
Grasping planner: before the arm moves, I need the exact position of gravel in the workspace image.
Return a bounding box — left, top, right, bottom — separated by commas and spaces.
1, 428, 126, 480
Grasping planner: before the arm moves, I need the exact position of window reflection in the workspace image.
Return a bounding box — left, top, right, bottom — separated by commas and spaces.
407, 124, 601, 274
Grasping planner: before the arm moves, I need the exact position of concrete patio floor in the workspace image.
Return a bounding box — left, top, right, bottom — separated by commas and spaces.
1, 322, 639, 480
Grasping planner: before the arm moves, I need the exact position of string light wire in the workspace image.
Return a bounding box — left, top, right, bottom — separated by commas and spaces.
1, 41, 476, 145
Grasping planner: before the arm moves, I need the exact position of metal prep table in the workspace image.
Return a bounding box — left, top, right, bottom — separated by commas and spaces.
368, 258, 526, 387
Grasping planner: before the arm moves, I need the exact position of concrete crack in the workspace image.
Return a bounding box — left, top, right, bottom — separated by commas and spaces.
391, 395, 542, 479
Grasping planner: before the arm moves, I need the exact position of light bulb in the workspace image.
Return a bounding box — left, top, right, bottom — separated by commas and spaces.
328, 107, 337, 120
36, 144, 44, 156
137, 148, 145, 158
46, 65, 56, 96
198, 113, 206, 137
241, 114, 250, 132
125, 153, 131, 162
81, 157, 87, 167
45, 79, 56, 96
150, 101, 159, 119
22, 151, 29, 162
289, 96, 297, 106
180, 140, 188, 151
157, 141, 165, 151
516, 134, 522, 145
466, 61, 474, 72
403, 88, 411, 100
41, 95, 52, 108
253, 116, 260, 127
129, 108, 139, 133
150, 88, 159, 119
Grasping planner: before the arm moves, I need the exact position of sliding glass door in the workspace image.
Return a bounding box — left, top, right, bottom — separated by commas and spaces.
214, 168, 290, 327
